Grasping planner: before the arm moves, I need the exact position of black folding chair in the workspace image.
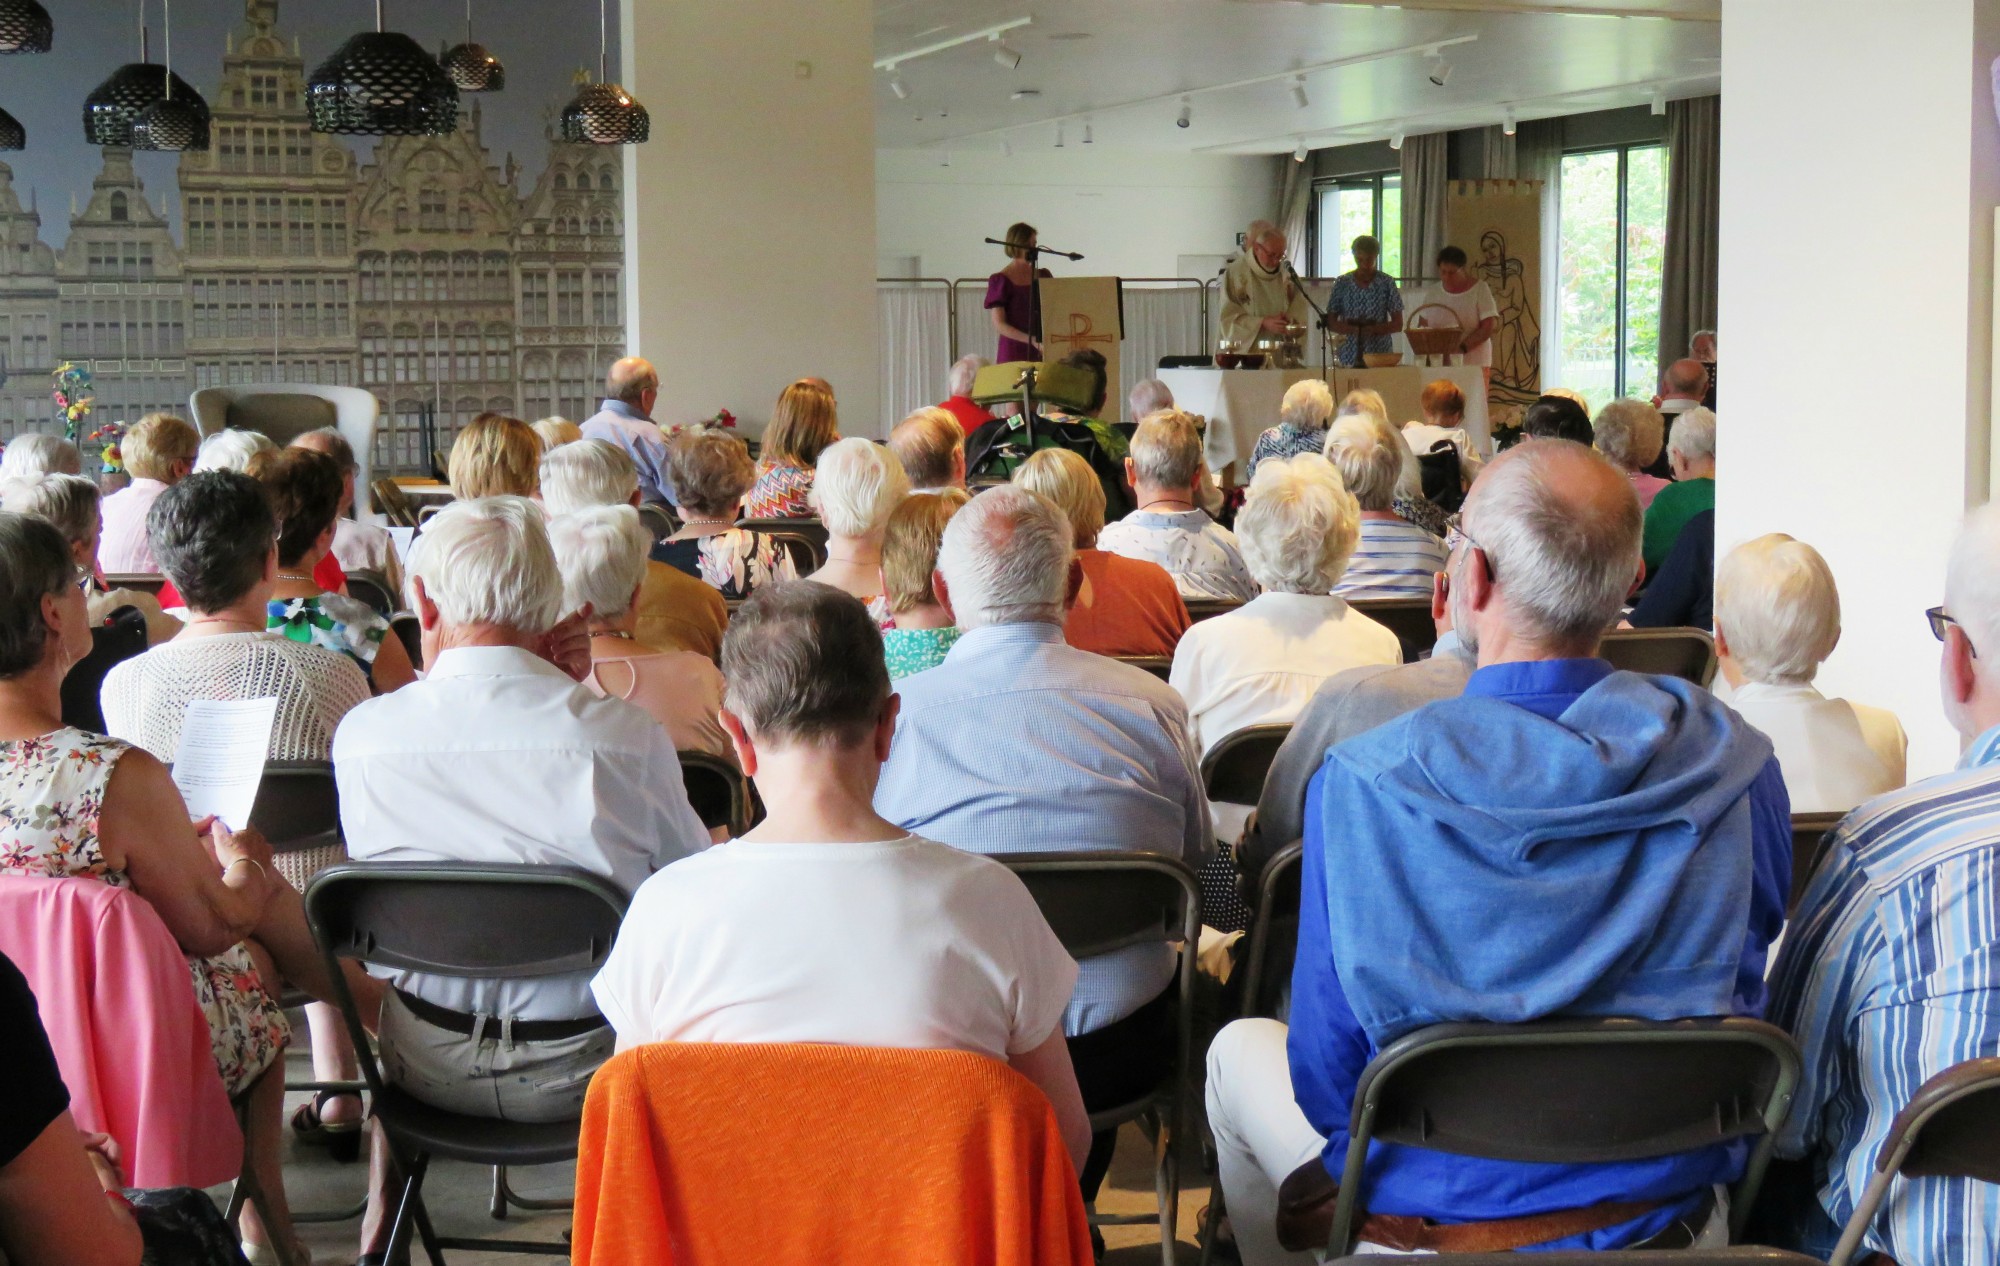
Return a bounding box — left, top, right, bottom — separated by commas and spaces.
1789, 811, 1845, 916
1827, 1057, 2000, 1266
1237, 838, 1303, 1022
343, 568, 398, 620
1601, 626, 1719, 687
635, 501, 677, 542
679, 749, 754, 837
1334, 1250, 1822, 1263
61, 605, 148, 733
1200, 724, 1292, 808
99, 571, 169, 596
737, 516, 829, 551
1323, 1018, 1803, 1255
304, 863, 628, 1262
762, 529, 827, 573
390, 612, 422, 671
1184, 598, 1243, 624
1348, 597, 1439, 663
1116, 654, 1173, 682
999, 852, 1201, 1266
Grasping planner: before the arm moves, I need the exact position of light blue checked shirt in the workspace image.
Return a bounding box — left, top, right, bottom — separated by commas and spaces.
1768, 722, 2000, 1266
875, 621, 1212, 1037
580, 398, 675, 507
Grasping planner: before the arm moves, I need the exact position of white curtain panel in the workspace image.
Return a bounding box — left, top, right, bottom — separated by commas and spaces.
877, 282, 954, 430
1120, 284, 1209, 416
955, 280, 993, 366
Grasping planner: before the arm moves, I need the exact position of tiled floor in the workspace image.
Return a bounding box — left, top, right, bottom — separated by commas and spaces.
263, 1047, 1215, 1265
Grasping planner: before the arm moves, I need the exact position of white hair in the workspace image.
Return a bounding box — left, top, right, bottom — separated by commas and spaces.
810, 437, 909, 537
3, 472, 100, 544
540, 438, 637, 516
1667, 407, 1717, 465
1128, 378, 1174, 420
1464, 442, 1643, 646
1592, 398, 1665, 472
1235, 454, 1359, 595
1714, 534, 1841, 685
1245, 219, 1280, 248
936, 484, 1072, 630
1947, 502, 2000, 662
947, 354, 989, 397
194, 428, 275, 473
548, 505, 651, 622
0, 434, 83, 481
405, 495, 564, 636
1279, 379, 1334, 433
1323, 414, 1402, 511
1130, 410, 1204, 490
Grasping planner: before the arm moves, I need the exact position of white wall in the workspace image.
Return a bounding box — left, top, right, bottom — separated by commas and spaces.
622, 0, 877, 436
1718, 0, 2000, 778
876, 149, 1283, 282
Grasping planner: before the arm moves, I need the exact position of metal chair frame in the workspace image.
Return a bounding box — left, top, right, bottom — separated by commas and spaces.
1600, 626, 1720, 688
1237, 839, 1304, 1022
998, 852, 1201, 1266
1115, 654, 1174, 682
678, 749, 755, 838
1347, 597, 1439, 664
1199, 723, 1292, 809
1184, 598, 1243, 624
1788, 811, 1845, 916
1828, 1057, 2000, 1266
343, 568, 399, 621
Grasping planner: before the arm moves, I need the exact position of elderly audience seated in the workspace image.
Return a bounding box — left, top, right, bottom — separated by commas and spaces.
1333, 389, 1452, 538
1129, 377, 1175, 423
937, 353, 995, 436
1643, 406, 1718, 571
290, 426, 404, 595
1014, 446, 1189, 659
0, 509, 372, 1265
541, 438, 728, 660
806, 437, 910, 623
1327, 412, 1448, 601
654, 428, 800, 600
1593, 398, 1670, 509
1098, 410, 1257, 602
745, 378, 839, 518
194, 427, 275, 475
1656, 357, 1711, 431
98, 412, 198, 573
1250, 379, 1335, 476
1209, 439, 1789, 1261
0, 432, 84, 482
1517, 393, 1596, 446
252, 447, 417, 693
875, 484, 1210, 1210
549, 505, 729, 760
589, 581, 1091, 1171
3, 473, 177, 643
448, 412, 541, 500
334, 494, 710, 1264
1628, 508, 1716, 629
1765, 502, 2000, 1266
1402, 378, 1483, 496
887, 407, 967, 496
1714, 533, 1906, 813
580, 357, 673, 506
878, 490, 970, 679
533, 416, 582, 451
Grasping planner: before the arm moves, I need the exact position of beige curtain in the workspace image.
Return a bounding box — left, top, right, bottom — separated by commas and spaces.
1400, 132, 1448, 280
1660, 95, 1720, 380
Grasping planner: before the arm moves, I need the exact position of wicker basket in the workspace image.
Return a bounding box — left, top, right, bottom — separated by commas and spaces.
1404, 303, 1465, 357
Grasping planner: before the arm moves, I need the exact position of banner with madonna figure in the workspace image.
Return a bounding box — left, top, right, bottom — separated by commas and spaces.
1443, 180, 1544, 427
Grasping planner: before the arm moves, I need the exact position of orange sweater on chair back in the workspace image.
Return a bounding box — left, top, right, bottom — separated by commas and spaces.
571, 1042, 1094, 1266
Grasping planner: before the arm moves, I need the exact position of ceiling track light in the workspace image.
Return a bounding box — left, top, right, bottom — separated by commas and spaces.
1426, 55, 1453, 88
888, 72, 910, 100
1650, 90, 1667, 116
1293, 139, 1307, 163
991, 38, 1021, 71
1502, 107, 1516, 136
1082, 121, 1093, 145
1001, 138, 1012, 157
1053, 122, 1064, 148
1389, 128, 1404, 150
1176, 97, 1192, 129
1290, 76, 1308, 110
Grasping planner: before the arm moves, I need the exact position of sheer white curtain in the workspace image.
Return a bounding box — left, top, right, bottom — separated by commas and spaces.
1120, 284, 1208, 417
877, 282, 953, 430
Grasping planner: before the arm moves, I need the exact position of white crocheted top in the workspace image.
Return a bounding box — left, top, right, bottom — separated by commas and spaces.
101, 631, 370, 767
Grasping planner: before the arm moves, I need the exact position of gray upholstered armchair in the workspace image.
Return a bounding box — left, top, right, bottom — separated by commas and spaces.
188, 384, 381, 516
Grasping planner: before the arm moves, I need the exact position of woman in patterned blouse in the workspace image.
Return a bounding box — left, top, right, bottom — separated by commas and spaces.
655, 428, 801, 599
878, 489, 969, 679
743, 379, 840, 519
1249, 378, 1335, 478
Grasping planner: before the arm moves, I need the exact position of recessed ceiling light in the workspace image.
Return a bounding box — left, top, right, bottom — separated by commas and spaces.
1010, 88, 1041, 100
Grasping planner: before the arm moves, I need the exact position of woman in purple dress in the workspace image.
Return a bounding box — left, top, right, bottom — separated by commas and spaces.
985, 221, 1053, 363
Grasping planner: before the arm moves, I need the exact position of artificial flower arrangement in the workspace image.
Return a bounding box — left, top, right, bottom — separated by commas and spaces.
87, 421, 126, 475
50, 362, 94, 441
704, 408, 737, 429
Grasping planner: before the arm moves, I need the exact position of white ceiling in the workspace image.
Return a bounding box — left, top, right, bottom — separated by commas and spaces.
873, 0, 1719, 155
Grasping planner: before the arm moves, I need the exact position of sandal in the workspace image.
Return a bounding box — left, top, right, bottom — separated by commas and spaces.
289, 1089, 363, 1163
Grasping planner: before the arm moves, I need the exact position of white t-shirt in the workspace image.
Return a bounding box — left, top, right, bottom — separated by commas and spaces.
1417, 280, 1501, 367
590, 835, 1079, 1061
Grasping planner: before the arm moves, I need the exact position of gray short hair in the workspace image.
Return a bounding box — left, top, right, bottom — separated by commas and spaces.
947, 354, 989, 397
1235, 454, 1359, 594
1279, 379, 1334, 433
0, 434, 83, 481
1323, 414, 1402, 511
1946, 501, 2000, 661
1130, 410, 1204, 490
1667, 407, 1717, 465
1128, 378, 1174, 420
195, 428, 276, 474
936, 484, 1072, 629
2, 473, 100, 546
1592, 398, 1665, 471
886, 408, 962, 490
811, 437, 909, 537
548, 505, 651, 622
1714, 534, 1841, 685
540, 439, 638, 516
405, 495, 564, 635
1465, 441, 1643, 645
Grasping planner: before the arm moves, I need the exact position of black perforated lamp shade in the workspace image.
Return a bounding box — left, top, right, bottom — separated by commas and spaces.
84, 63, 208, 147
309, 31, 460, 136
560, 82, 649, 145
0, 0, 52, 54
0, 107, 23, 151
132, 93, 211, 151
440, 41, 503, 92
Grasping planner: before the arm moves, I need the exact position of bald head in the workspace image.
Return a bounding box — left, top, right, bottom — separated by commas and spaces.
1661, 358, 1709, 400
606, 357, 659, 409
1456, 440, 1643, 653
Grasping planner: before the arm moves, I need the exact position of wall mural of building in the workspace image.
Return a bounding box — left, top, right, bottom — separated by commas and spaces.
0, 0, 625, 475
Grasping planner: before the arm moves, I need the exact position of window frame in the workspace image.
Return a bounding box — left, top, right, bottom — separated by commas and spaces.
1310, 170, 1403, 279
1556, 139, 1667, 402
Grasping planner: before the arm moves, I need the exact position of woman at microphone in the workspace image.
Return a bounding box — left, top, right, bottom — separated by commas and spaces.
985, 222, 1052, 363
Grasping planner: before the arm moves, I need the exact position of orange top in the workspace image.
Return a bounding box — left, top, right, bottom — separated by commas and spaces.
572, 1043, 1094, 1266
1064, 549, 1191, 658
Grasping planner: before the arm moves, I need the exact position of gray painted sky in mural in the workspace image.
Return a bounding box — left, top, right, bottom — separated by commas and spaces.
0, 0, 623, 242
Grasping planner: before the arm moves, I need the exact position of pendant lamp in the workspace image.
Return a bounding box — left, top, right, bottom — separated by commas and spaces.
309, 0, 459, 136
0, 107, 23, 151
439, 0, 503, 92
559, 0, 647, 145
132, 0, 212, 152
84, 3, 209, 148
0, 0, 52, 54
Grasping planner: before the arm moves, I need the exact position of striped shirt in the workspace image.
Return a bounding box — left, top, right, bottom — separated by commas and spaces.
1333, 516, 1448, 602
1767, 723, 2000, 1265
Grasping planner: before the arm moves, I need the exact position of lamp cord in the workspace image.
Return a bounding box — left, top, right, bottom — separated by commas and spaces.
598, 0, 607, 84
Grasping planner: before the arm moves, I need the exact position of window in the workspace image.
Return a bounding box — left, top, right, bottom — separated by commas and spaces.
393, 324, 419, 384
454, 324, 479, 382
359, 253, 386, 303
521, 272, 549, 325
109, 193, 127, 222
452, 251, 477, 299
419, 186, 446, 232
556, 271, 585, 326
484, 325, 510, 381
522, 355, 552, 419
392, 252, 418, 304
319, 200, 345, 255
1553, 143, 1667, 409
592, 270, 619, 325
360, 327, 388, 384
482, 253, 509, 300
557, 354, 589, 420
1313, 173, 1402, 279
422, 252, 448, 303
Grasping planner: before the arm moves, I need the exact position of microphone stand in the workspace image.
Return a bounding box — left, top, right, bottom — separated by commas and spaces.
983, 237, 1086, 380
1285, 261, 1336, 386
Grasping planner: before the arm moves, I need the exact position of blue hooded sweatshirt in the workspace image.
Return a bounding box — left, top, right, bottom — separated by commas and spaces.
1289, 659, 1791, 1248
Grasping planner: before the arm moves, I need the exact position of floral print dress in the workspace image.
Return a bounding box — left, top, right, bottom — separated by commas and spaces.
268, 591, 391, 684
0, 729, 287, 1097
